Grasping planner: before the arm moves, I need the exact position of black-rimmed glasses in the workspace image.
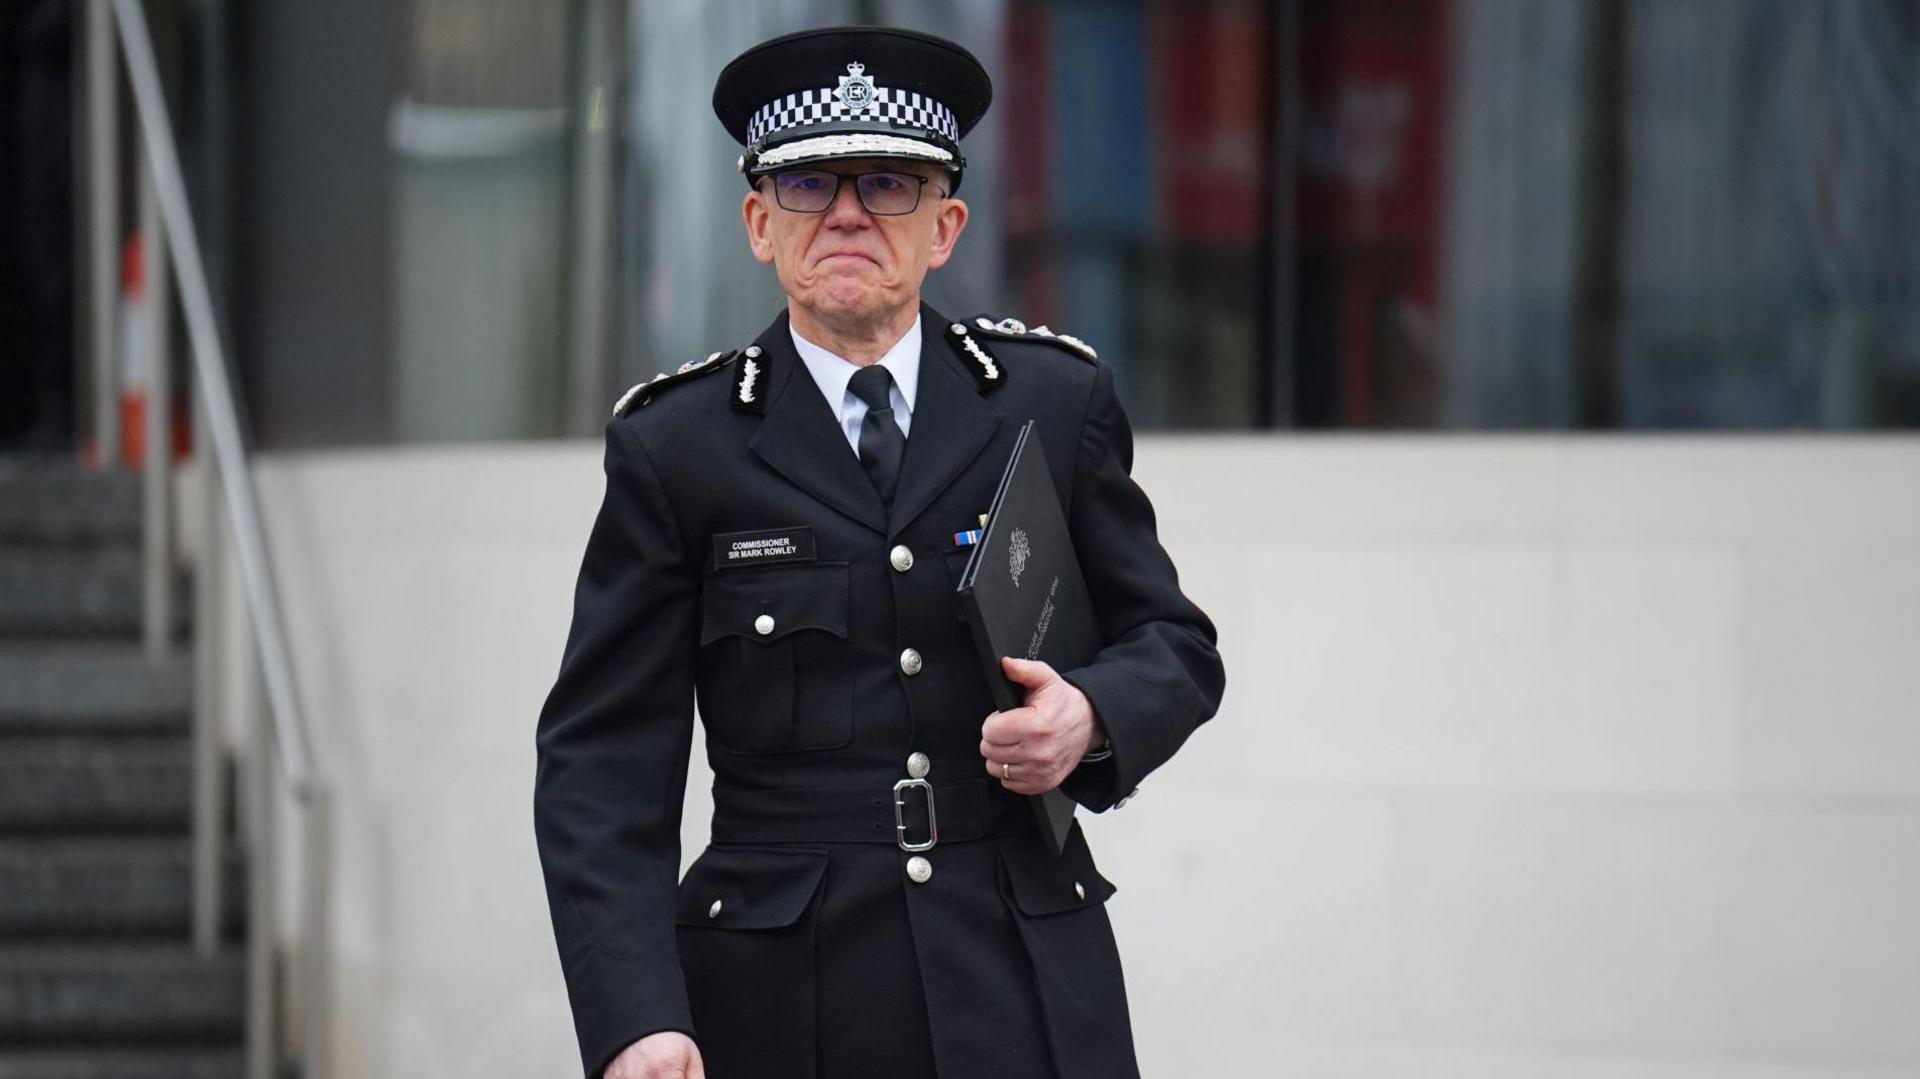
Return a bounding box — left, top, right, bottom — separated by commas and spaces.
761, 169, 943, 215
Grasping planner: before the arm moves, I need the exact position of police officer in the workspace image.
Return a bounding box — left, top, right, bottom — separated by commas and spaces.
533, 25, 1225, 1079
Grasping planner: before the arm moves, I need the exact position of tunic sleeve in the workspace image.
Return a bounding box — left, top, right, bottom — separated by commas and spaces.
1056, 362, 1227, 812
533, 417, 700, 1078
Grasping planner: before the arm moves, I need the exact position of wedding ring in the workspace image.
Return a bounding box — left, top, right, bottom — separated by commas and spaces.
1002, 761, 1011, 781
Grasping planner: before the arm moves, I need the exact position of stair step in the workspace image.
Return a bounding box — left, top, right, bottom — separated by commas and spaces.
0, 737, 190, 834
0, 1050, 240, 1079
0, 643, 191, 734
0, 551, 190, 639
0, 839, 245, 939
0, 1047, 241, 1079
0, 461, 141, 547
0, 942, 243, 1043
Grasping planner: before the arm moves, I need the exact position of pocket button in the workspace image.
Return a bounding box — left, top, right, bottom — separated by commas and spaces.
754, 614, 775, 636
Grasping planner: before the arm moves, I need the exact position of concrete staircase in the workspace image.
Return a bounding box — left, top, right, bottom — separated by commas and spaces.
0, 456, 247, 1079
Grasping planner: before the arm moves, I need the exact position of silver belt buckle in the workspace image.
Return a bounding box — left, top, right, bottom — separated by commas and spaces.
892, 777, 938, 852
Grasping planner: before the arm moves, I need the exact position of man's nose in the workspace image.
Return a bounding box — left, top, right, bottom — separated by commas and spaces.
823, 176, 871, 226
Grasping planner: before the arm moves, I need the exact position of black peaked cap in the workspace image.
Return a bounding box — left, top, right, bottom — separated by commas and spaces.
713, 26, 993, 188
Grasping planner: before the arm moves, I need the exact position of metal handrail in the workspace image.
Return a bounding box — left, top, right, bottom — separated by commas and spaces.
102, 3, 330, 1077
110, 0, 316, 794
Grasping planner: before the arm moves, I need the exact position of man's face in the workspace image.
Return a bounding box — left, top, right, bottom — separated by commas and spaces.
743, 157, 969, 324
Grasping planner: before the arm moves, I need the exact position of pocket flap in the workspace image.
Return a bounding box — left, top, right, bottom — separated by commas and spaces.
675, 845, 830, 929
699, 562, 850, 645
998, 825, 1117, 917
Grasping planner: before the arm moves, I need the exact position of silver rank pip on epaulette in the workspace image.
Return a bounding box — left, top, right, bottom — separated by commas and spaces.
612, 349, 741, 418
963, 315, 1099, 363
730, 344, 768, 414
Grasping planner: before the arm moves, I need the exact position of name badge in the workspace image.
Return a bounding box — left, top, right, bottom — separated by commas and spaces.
712, 525, 816, 569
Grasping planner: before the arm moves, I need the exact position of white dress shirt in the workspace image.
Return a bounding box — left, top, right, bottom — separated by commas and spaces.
790, 314, 921, 455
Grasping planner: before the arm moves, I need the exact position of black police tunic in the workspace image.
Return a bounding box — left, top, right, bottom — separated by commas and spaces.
533, 303, 1225, 1079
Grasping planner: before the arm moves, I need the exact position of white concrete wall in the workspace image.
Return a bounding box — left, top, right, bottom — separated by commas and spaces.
252, 435, 1920, 1078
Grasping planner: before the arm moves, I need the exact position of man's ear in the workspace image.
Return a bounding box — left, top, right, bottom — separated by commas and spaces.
742, 184, 775, 265
925, 193, 969, 271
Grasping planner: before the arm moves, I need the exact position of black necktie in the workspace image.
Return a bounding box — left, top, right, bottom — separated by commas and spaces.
847, 364, 905, 505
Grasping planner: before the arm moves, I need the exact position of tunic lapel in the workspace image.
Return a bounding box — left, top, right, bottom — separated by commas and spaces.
886, 303, 1004, 538
747, 311, 890, 535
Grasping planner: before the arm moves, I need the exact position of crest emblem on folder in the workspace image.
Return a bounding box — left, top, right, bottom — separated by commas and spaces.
1008, 527, 1030, 587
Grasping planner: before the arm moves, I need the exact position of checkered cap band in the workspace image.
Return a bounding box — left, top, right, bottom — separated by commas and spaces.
747, 84, 960, 147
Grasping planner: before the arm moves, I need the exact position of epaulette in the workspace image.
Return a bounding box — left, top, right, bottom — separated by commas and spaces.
963, 314, 1099, 363
942, 320, 1005, 391
729, 343, 770, 414
612, 349, 739, 418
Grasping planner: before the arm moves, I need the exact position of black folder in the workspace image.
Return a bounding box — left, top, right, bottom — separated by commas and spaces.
955, 421, 1101, 856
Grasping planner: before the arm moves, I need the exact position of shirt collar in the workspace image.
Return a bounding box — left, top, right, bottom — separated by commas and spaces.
789, 312, 922, 416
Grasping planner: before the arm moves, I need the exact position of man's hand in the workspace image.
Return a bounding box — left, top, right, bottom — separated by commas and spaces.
980, 657, 1106, 795
605, 1031, 704, 1079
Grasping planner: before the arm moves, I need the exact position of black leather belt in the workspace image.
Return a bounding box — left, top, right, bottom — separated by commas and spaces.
710, 778, 1032, 851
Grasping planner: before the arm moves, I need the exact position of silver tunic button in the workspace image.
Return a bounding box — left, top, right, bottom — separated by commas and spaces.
907, 752, 930, 779
754, 614, 775, 636
1074, 881, 1087, 901
906, 855, 933, 884
889, 545, 915, 573
708, 899, 723, 919
899, 648, 923, 676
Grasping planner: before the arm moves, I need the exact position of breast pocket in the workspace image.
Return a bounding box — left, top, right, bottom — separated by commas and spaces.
696, 561, 852, 754
942, 545, 977, 592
